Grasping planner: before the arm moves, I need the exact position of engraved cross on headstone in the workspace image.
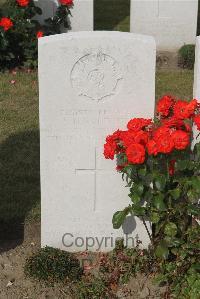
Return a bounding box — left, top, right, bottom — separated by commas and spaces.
75, 147, 101, 212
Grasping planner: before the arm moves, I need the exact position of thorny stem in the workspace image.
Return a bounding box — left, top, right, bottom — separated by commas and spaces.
142, 216, 153, 244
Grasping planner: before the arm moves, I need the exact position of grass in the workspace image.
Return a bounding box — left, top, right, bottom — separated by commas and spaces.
0, 71, 40, 223
156, 70, 194, 100
0, 69, 194, 223
94, 0, 130, 32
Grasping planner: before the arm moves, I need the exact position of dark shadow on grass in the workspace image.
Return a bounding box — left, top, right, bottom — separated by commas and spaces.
94, 0, 130, 31
0, 130, 40, 253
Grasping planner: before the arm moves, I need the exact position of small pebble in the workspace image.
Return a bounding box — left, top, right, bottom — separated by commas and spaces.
6, 280, 14, 287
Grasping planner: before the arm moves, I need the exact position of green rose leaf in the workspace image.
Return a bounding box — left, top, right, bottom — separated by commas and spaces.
153, 194, 166, 211
138, 166, 147, 178
187, 204, 200, 216
150, 211, 160, 223
190, 263, 200, 272
191, 177, 200, 194
112, 209, 129, 229
170, 238, 184, 247
124, 165, 134, 177
155, 241, 169, 259
169, 188, 181, 200
164, 222, 177, 237
193, 143, 200, 159
154, 175, 166, 191
131, 183, 144, 196
187, 189, 199, 202
131, 205, 146, 216
176, 160, 192, 171
129, 192, 140, 204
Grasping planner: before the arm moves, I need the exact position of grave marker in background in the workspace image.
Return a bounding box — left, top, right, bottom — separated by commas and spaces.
193, 36, 200, 145
130, 0, 198, 51
34, 0, 93, 31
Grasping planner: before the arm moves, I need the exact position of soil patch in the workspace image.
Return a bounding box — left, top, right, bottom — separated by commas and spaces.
0, 221, 166, 299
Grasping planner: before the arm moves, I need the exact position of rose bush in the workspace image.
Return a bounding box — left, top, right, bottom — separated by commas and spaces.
0, 0, 73, 69
104, 95, 200, 247
104, 95, 200, 295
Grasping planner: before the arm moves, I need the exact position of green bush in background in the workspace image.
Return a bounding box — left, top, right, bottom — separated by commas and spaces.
0, 0, 72, 70
178, 44, 195, 70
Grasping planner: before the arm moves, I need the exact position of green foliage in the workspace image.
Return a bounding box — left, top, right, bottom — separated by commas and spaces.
76, 278, 110, 299
24, 246, 83, 282
113, 144, 200, 258
76, 235, 200, 298
178, 44, 195, 70
112, 207, 131, 229
76, 240, 154, 299
156, 226, 200, 298
0, 0, 72, 69
108, 98, 200, 298
115, 152, 200, 297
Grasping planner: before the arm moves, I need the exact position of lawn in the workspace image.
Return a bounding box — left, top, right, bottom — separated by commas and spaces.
0, 71, 40, 223
0, 70, 194, 223
94, 0, 130, 31
155, 70, 194, 100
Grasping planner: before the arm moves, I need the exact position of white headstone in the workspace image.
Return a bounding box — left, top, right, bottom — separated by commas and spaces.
34, 0, 93, 31
193, 36, 200, 145
39, 31, 156, 252
33, 0, 57, 22
130, 0, 198, 51
70, 0, 93, 32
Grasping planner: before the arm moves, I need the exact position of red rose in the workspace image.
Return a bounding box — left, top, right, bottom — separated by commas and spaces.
169, 160, 176, 176
103, 141, 117, 160
184, 123, 192, 132
171, 130, 190, 150
156, 134, 174, 154
161, 117, 191, 132
106, 130, 122, 143
194, 115, 200, 130
126, 143, 145, 164
16, 0, 29, 6
153, 126, 171, 140
60, 0, 73, 5
173, 99, 197, 120
120, 131, 135, 148
187, 99, 198, 115
161, 117, 184, 128
173, 100, 187, 119
36, 31, 44, 38
127, 118, 152, 132
146, 140, 158, 156
134, 130, 149, 145
0, 17, 13, 31
157, 95, 174, 117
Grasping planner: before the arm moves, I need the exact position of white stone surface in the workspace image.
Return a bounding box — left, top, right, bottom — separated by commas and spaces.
34, 0, 93, 31
69, 0, 93, 32
193, 37, 200, 224
193, 36, 200, 145
39, 31, 156, 252
130, 0, 198, 51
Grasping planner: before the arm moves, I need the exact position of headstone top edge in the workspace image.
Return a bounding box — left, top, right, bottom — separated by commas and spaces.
38, 31, 156, 47
196, 36, 200, 44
